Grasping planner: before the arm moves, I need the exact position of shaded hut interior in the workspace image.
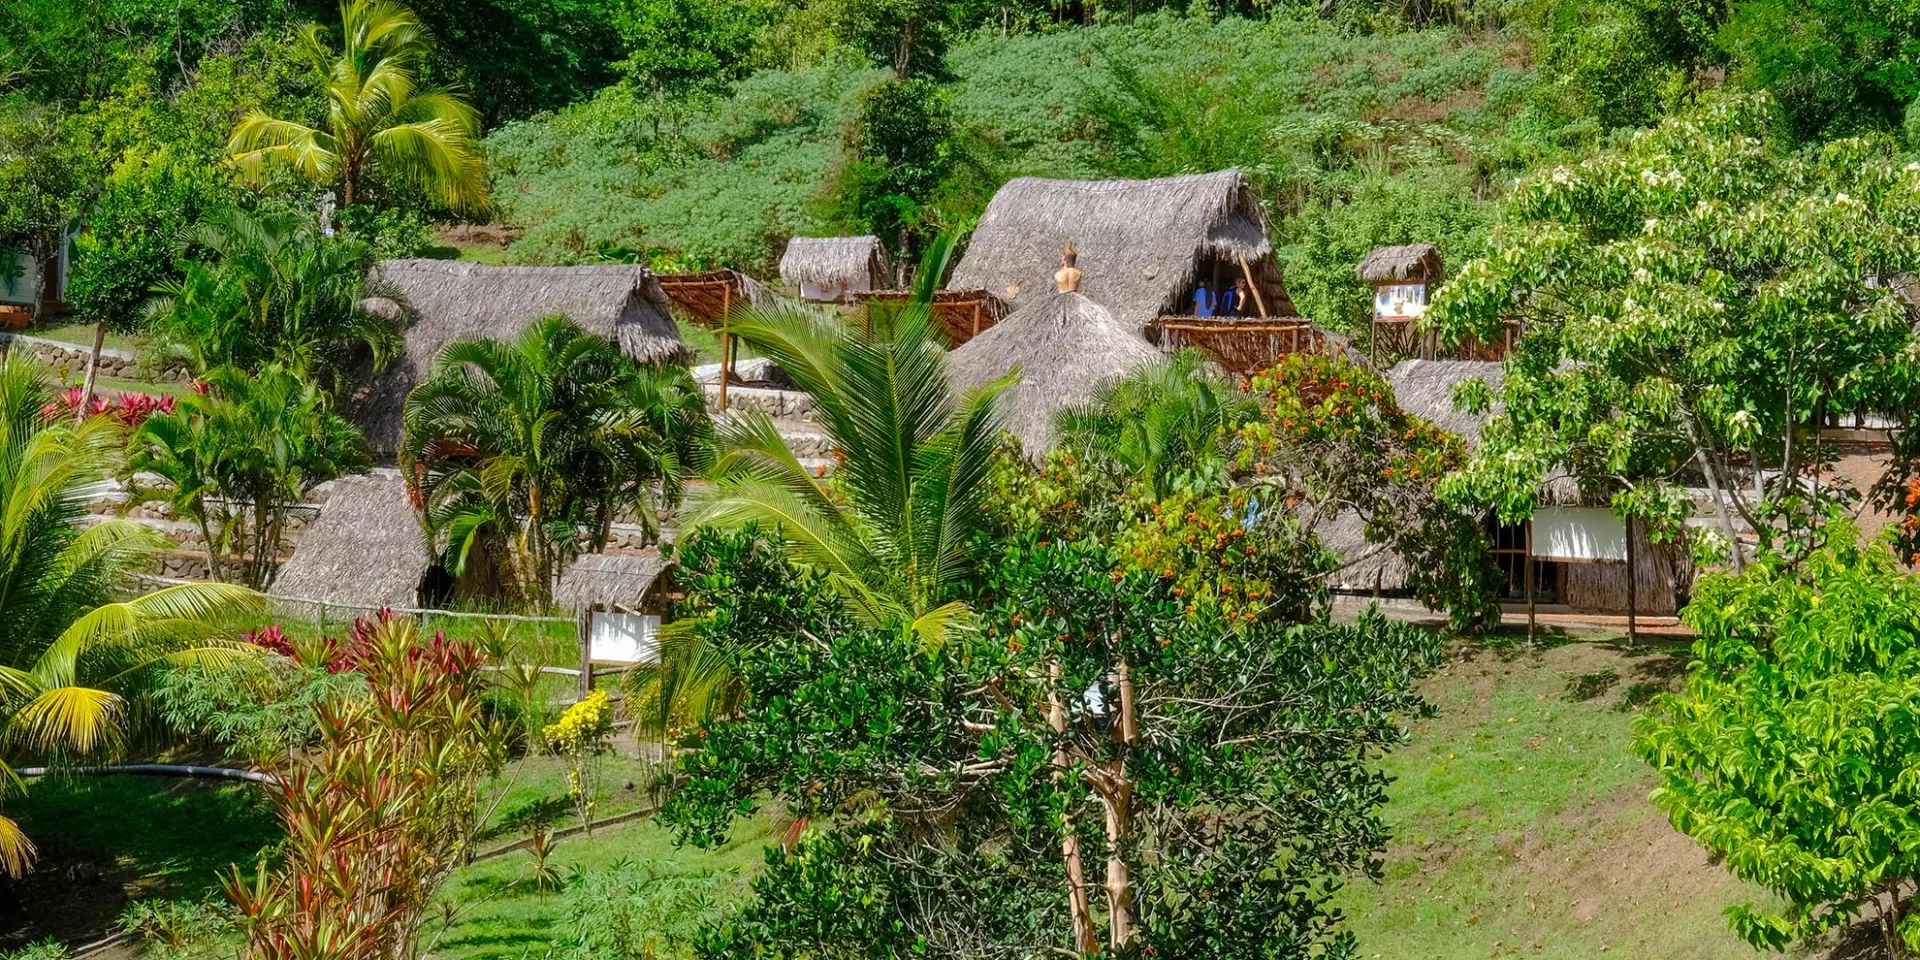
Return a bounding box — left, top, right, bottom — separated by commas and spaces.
353, 260, 686, 460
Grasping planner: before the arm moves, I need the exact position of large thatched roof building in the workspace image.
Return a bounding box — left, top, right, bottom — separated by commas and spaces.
271, 475, 431, 610
779, 236, 891, 302
355, 260, 685, 458
1387, 359, 1504, 444
946, 291, 1161, 455
949, 170, 1296, 331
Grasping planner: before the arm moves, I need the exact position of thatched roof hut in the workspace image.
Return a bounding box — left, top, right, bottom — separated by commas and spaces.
779, 236, 891, 302
1356, 244, 1443, 286
1314, 510, 1409, 593
946, 291, 1162, 454
1387, 359, 1503, 443
949, 170, 1296, 331
271, 475, 431, 610
355, 260, 685, 457
553, 551, 671, 612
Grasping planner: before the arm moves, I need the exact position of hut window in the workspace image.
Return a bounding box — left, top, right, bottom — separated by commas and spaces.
1374, 284, 1428, 320
589, 611, 661, 665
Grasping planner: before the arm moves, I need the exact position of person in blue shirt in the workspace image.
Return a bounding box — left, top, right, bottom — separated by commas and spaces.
1193, 282, 1214, 317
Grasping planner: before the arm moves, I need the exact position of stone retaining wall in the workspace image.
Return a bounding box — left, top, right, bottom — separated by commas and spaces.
2, 333, 194, 384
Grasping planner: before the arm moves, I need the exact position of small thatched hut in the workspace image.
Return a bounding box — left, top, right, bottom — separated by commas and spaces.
657, 269, 774, 325
946, 291, 1161, 455
1356, 244, 1443, 286
949, 170, 1296, 331
779, 236, 891, 303
1387, 359, 1504, 443
271, 475, 432, 610
355, 260, 685, 458
555, 551, 674, 665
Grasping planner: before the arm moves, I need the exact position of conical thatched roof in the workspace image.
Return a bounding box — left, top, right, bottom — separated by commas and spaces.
272, 475, 430, 609
553, 551, 670, 611
354, 260, 686, 458
1387, 359, 1503, 443
949, 170, 1296, 331
947, 291, 1162, 455
778, 236, 891, 290
1356, 244, 1443, 285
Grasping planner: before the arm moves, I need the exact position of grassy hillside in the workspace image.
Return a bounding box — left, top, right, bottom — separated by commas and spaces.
483, 13, 1583, 333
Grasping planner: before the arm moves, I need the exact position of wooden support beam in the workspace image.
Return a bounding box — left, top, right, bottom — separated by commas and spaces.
1237, 256, 1268, 319
576, 608, 593, 702
1626, 515, 1638, 648
1525, 520, 1537, 644
970, 299, 983, 337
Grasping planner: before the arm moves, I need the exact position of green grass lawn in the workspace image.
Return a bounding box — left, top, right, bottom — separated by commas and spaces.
22, 322, 142, 353
1339, 638, 1799, 960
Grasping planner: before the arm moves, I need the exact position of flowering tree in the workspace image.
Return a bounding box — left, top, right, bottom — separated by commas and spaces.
543, 690, 614, 835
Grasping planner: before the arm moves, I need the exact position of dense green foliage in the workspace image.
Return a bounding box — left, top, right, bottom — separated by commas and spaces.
1634, 522, 1920, 954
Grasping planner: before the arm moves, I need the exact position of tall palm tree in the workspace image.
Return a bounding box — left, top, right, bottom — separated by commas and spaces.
690, 265, 1011, 638
226, 0, 489, 212
0, 358, 262, 875
401, 315, 711, 601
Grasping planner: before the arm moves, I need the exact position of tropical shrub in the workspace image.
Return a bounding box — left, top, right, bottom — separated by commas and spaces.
1054, 348, 1246, 500
227, 612, 503, 960
129, 364, 370, 588
542, 690, 615, 833
0, 357, 261, 876
402, 315, 711, 601
551, 859, 729, 960
152, 636, 361, 766
1634, 522, 1920, 955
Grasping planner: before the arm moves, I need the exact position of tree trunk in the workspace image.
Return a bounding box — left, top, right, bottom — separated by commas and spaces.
1048, 661, 1099, 956
32, 237, 60, 323
73, 320, 106, 423
1680, 411, 1744, 573
1099, 660, 1138, 951
198, 511, 223, 583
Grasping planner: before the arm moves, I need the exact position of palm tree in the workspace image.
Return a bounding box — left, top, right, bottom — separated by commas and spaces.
1056, 347, 1247, 500
689, 287, 1011, 639
226, 0, 489, 212
0, 357, 262, 875
144, 207, 398, 389
401, 315, 711, 601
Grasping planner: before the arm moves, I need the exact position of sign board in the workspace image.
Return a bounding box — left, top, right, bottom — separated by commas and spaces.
589, 611, 661, 665
1373, 283, 1428, 321
1532, 507, 1627, 562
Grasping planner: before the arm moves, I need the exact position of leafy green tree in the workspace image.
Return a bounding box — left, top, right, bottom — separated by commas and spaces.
143, 206, 395, 389
0, 107, 98, 319
66, 150, 240, 331
612, 0, 767, 107
1427, 94, 1920, 569
834, 77, 956, 258
1720, 0, 1920, 141
413, 0, 627, 126
690, 297, 1008, 640
0, 357, 262, 876
130, 364, 371, 588
402, 315, 710, 600
226, 0, 490, 212
663, 531, 1440, 958
1634, 521, 1920, 955
1054, 348, 1245, 500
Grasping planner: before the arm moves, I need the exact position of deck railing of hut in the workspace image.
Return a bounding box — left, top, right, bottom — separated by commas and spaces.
856, 289, 1009, 347
1370, 318, 1517, 367
1153, 316, 1341, 377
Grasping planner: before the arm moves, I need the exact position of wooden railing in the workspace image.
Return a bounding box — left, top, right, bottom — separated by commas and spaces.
1370, 317, 1516, 367
1152, 316, 1337, 377
856, 289, 1009, 347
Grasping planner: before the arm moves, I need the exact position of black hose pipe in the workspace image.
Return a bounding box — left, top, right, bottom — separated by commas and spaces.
11, 763, 282, 787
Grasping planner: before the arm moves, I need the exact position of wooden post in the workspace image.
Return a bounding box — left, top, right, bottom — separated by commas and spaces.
74, 320, 107, 422
970, 299, 982, 338
1625, 515, 1638, 648
576, 608, 593, 702
1525, 520, 1537, 644
1237, 256, 1268, 319
719, 285, 734, 412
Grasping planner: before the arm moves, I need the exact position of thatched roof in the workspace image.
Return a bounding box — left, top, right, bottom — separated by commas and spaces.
779, 236, 891, 289
553, 551, 669, 611
1315, 510, 1408, 593
1356, 244, 1443, 285
1388, 359, 1503, 443
949, 170, 1296, 331
271, 475, 430, 609
658, 269, 774, 325
355, 260, 686, 458
946, 291, 1162, 455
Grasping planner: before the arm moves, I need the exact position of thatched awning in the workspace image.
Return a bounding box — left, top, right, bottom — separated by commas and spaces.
657, 269, 772, 325
1387, 359, 1503, 443
1356, 244, 1443, 285
553, 551, 670, 611
272, 475, 430, 609
354, 260, 686, 458
779, 237, 891, 294
946, 291, 1161, 455
949, 170, 1297, 331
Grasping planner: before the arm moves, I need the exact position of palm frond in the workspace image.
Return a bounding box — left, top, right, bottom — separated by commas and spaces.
8, 686, 124, 756
0, 815, 37, 878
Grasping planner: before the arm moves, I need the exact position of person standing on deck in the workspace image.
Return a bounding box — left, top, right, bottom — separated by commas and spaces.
1193, 282, 1215, 318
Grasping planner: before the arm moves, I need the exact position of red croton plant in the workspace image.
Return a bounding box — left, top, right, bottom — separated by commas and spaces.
227, 611, 504, 960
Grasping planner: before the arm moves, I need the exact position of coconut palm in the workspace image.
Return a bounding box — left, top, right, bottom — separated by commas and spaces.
401, 315, 711, 601
1056, 347, 1248, 500
226, 0, 489, 212
0, 357, 262, 876
689, 268, 1011, 638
